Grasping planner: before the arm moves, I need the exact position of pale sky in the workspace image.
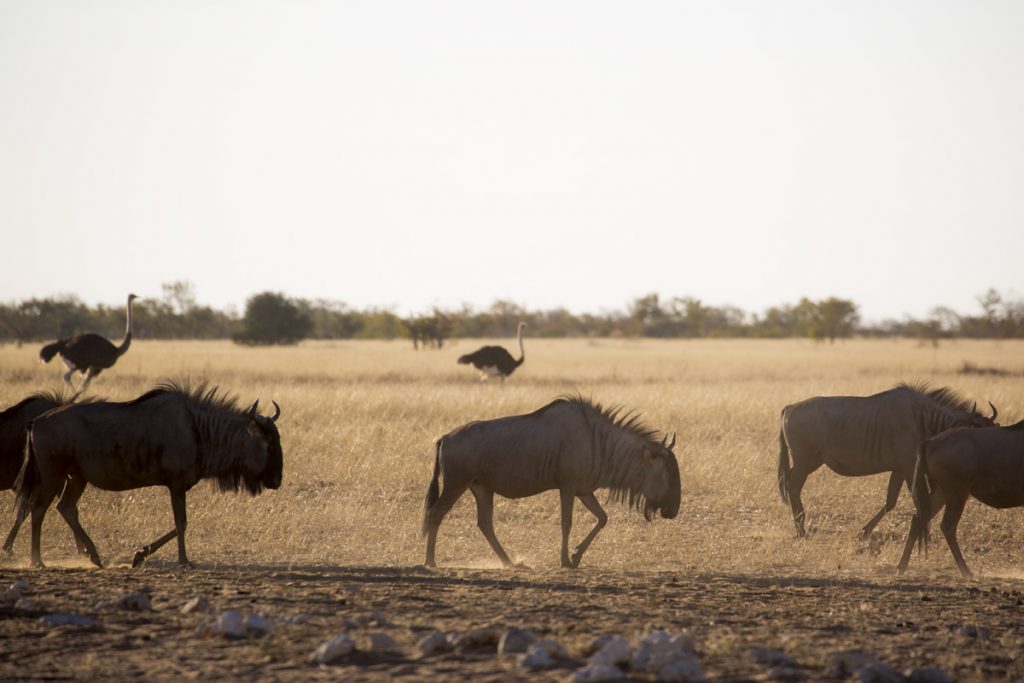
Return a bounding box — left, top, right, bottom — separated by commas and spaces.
1, 1, 1022, 322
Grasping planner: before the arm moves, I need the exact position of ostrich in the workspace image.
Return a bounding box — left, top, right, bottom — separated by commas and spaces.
39, 293, 139, 392
458, 322, 526, 384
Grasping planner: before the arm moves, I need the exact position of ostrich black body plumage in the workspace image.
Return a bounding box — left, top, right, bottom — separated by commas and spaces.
458, 322, 526, 383
40, 293, 138, 392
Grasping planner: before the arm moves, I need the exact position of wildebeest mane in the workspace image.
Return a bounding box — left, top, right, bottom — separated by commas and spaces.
548, 394, 667, 520
894, 381, 974, 414
0, 387, 91, 419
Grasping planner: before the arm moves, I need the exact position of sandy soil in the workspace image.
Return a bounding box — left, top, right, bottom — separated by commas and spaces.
1, 562, 1022, 682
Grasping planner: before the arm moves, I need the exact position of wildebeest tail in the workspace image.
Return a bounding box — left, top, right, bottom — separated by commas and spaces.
777, 426, 791, 505
911, 440, 932, 556
421, 439, 442, 537
39, 341, 64, 363
456, 353, 472, 365
14, 431, 40, 520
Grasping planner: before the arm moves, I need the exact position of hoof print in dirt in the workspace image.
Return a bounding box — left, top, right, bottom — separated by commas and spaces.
313, 634, 357, 665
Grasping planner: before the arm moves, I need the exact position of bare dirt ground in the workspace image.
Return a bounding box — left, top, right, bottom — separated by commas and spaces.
2, 562, 1022, 681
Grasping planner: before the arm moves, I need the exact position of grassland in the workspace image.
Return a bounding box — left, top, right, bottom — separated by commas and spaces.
2, 337, 1022, 579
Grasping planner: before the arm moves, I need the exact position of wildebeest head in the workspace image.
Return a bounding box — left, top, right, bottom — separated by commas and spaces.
641, 433, 681, 521
240, 399, 283, 494
967, 401, 999, 428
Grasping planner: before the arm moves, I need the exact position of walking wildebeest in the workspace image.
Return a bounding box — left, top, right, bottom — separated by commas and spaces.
778, 382, 997, 538
15, 380, 283, 568
422, 395, 680, 569
897, 420, 1024, 577
0, 389, 80, 553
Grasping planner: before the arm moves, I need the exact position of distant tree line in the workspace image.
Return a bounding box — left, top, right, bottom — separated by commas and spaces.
1, 282, 1022, 346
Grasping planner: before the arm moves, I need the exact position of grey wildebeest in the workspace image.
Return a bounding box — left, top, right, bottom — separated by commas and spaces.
778, 382, 997, 538
897, 420, 1024, 577
0, 389, 82, 553
15, 380, 282, 568
422, 395, 681, 568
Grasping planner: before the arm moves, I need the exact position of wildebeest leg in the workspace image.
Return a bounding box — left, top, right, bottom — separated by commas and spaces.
424, 483, 467, 567
568, 492, 607, 569
170, 489, 193, 567
786, 462, 819, 537
896, 488, 946, 574
132, 530, 178, 568
559, 489, 575, 568
939, 494, 972, 578
471, 486, 514, 567
55, 475, 103, 567
2, 507, 27, 553
860, 471, 904, 538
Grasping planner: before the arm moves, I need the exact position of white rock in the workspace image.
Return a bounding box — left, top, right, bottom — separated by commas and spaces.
571, 663, 626, 682
362, 632, 396, 652
213, 610, 246, 638
416, 631, 451, 656
632, 631, 695, 673
181, 596, 213, 615
244, 613, 273, 636
10, 578, 29, 593
498, 627, 536, 655
313, 634, 356, 664
519, 646, 555, 671
589, 636, 632, 667
657, 654, 706, 683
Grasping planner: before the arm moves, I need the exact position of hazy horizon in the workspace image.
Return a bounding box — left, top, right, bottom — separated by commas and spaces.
2, 2, 1022, 322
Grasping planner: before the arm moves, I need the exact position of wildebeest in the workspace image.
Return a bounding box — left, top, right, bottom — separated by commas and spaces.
0, 389, 79, 553
422, 395, 680, 568
778, 382, 997, 538
15, 380, 283, 568
897, 420, 1024, 577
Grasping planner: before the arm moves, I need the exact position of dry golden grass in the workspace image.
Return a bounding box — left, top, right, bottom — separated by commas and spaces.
1, 337, 1023, 578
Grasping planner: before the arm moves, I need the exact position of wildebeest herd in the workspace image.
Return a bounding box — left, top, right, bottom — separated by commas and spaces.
1, 309, 1022, 580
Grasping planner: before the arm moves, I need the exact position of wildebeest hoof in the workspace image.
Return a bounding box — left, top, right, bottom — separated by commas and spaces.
131, 551, 147, 568
177, 560, 196, 570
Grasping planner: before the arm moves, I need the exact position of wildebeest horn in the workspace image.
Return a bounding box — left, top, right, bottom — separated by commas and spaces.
270, 400, 281, 422
248, 399, 259, 419
668, 432, 676, 450
988, 401, 998, 422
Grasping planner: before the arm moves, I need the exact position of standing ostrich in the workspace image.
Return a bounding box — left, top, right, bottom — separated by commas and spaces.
458, 322, 526, 384
39, 293, 139, 392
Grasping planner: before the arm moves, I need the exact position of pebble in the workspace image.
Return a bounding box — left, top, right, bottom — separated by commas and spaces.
519, 646, 556, 671
181, 595, 212, 614
452, 625, 502, 652
416, 630, 451, 657
0, 589, 21, 607
10, 578, 29, 593
631, 631, 696, 673
118, 591, 152, 611
40, 613, 99, 628
212, 610, 246, 638
244, 613, 273, 637
747, 647, 796, 668
361, 632, 396, 652
313, 634, 356, 664
657, 654, 706, 683
497, 627, 536, 655
570, 663, 626, 682
588, 636, 632, 667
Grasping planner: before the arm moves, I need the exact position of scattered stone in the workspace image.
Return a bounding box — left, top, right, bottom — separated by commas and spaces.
534, 638, 569, 659
361, 632, 397, 652
212, 610, 246, 638
570, 663, 626, 682
657, 653, 706, 683
0, 589, 21, 607
588, 636, 632, 667
951, 624, 990, 640
416, 630, 451, 657
747, 647, 796, 668
762, 666, 804, 681
498, 627, 537, 655
118, 591, 152, 611
244, 613, 273, 637
856, 663, 904, 683
583, 635, 616, 657
631, 631, 696, 674
14, 597, 54, 614
10, 578, 29, 593
452, 625, 502, 652
519, 645, 556, 671
181, 595, 213, 615
906, 669, 953, 683
40, 613, 99, 629
313, 634, 357, 664
281, 613, 309, 625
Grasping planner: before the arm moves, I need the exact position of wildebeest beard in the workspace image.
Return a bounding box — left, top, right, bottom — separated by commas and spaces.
216, 470, 265, 496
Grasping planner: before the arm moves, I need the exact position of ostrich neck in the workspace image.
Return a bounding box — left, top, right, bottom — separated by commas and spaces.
118, 298, 134, 353
516, 326, 525, 362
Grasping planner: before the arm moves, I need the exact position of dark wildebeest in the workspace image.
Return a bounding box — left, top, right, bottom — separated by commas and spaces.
422, 395, 680, 568
897, 420, 1024, 577
778, 382, 997, 538
15, 380, 283, 568
0, 389, 80, 553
